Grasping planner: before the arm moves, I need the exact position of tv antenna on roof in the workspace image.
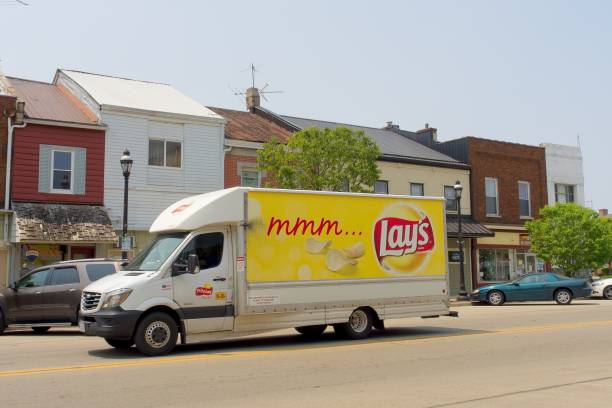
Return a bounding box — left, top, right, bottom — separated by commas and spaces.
229, 64, 282, 108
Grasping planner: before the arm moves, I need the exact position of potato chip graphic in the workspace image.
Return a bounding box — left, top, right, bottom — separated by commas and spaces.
305, 238, 331, 254
326, 249, 357, 272
341, 241, 365, 259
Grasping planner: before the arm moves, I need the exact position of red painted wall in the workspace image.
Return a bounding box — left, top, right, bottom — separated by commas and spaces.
11, 123, 104, 204
0, 95, 16, 207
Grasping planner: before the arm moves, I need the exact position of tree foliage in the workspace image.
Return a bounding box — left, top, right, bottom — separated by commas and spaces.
525, 203, 612, 275
257, 126, 381, 192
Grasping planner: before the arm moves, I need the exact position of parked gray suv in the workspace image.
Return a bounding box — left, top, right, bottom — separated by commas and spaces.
0, 259, 122, 334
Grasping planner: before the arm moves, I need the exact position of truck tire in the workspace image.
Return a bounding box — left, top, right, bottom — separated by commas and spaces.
134, 312, 178, 356
0, 309, 5, 335
105, 338, 135, 349
32, 327, 50, 334
295, 325, 327, 338
334, 308, 373, 340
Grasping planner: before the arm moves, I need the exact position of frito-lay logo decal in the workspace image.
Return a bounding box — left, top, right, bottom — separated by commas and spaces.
195, 283, 213, 297
373, 217, 434, 259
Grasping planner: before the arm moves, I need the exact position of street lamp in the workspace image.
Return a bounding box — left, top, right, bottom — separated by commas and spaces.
120, 149, 133, 260
454, 180, 467, 299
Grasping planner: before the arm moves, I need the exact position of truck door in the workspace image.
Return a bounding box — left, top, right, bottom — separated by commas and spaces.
44, 266, 81, 323
172, 229, 232, 334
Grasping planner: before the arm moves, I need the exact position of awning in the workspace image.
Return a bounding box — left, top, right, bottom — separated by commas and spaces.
446, 215, 494, 238
12, 202, 117, 243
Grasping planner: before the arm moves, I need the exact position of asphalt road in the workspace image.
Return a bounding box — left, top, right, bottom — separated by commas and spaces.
1, 300, 612, 407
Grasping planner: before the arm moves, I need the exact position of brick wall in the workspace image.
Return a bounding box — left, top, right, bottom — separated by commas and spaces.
224, 153, 258, 188
469, 138, 548, 225
0, 95, 16, 208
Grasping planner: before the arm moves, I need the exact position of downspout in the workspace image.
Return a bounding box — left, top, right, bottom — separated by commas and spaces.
4, 116, 27, 284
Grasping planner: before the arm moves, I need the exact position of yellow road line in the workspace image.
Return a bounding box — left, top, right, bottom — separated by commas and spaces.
1, 319, 611, 378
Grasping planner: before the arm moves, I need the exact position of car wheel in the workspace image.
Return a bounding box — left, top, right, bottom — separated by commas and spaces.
134, 312, 178, 356
32, 327, 50, 334
487, 290, 505, 306
603, 286, 612, 300
334, 308, 373, 340
105, 338, 135, 349
295, 325, 327, 338
0, 309, 5, 335
555, 288, 573, 305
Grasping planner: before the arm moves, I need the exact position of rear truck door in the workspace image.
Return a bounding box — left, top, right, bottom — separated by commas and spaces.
44, 266, 82, 323
172, 229, 233, 334
9, 268, 51, 323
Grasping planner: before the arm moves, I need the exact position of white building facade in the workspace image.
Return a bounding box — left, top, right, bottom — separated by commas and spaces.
540, 143, 585, 206
55, 70, 225, 256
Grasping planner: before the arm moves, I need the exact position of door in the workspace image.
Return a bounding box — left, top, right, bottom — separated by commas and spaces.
6, 268, 51, 323
172, 230, 232, 334
513, 274, 547, 300
44, 266, 82, 323
71, 246, 95, 260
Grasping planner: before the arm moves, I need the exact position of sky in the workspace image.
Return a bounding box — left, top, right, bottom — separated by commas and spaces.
1, 0, 610, 209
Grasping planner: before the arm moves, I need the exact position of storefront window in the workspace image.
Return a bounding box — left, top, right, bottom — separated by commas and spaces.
478, 248, 512, 282
21, 244, 63, 275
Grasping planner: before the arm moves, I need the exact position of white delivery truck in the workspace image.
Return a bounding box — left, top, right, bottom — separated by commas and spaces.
80, 188, 456, 355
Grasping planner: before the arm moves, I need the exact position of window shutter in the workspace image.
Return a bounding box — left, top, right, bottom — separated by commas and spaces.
74, 148, 87, 195
38, 145, 52, 193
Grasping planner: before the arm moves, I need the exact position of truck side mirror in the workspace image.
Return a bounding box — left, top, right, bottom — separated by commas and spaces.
187, 254, 200, 274
8, 282, 17, 290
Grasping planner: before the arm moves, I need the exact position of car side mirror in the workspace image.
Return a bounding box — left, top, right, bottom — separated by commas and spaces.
187, 254, 199, 274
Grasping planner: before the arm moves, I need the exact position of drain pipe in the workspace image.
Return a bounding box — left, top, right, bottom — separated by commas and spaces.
4, 114, 26, 285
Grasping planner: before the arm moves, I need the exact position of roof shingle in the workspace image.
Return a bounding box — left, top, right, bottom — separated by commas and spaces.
208, 107, 292, 143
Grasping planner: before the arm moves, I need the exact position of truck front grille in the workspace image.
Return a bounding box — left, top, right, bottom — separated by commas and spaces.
82, 291, 102, 311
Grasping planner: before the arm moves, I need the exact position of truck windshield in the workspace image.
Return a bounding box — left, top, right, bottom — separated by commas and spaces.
125, 232, 188, 271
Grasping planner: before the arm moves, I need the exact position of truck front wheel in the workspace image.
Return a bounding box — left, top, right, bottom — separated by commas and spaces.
134, 312, 178, 356
334, 308, 373, 340
295, 325, 327, 338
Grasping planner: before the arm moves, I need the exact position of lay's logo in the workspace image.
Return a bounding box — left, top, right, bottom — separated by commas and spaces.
373, 217, 434, 260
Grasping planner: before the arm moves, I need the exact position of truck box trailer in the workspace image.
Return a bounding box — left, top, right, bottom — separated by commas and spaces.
79, 188, 455, 355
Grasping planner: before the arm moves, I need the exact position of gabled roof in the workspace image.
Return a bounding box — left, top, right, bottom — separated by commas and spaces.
207, 107, 291, 143
280, 115, 463, 166
8, 77, 98, 125
56, 69, 222, 120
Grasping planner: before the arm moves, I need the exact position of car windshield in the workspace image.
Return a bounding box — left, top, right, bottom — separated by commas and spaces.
124, 232, 188, 271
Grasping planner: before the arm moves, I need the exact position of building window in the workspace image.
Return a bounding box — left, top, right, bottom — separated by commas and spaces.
410, 183, 424, 196
241, 168, 260, 187
555, 184, 575, 203
374, 180, 389, 194
444, 186, 457, 212
478, 248, 512, 282
485, 178, 499, 216
51, 150, 73, 192
148, 139, 182, 168
518, 181, 531, 218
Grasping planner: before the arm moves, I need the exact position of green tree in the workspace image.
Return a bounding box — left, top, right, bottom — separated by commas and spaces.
525, 203, 612, 275
257, 126, 381, 192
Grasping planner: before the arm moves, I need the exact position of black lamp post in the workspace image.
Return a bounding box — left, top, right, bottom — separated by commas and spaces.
120, 149, 133, 260
454, 179, 467, 299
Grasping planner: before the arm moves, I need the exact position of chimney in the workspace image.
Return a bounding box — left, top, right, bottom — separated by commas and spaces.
384, 121, 399, 131
599, 209, 609, 217
246, 87, 260, 112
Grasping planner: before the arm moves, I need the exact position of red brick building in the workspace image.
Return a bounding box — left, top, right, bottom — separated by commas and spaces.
208, 106, 291, 188
435, 137, 548, 287
5, 77, 116, 280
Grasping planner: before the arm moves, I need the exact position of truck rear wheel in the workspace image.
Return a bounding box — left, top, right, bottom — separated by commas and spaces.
134, 312, 178, 356
334, 308, 373, 340
295, 325, 327, 338
105, 338, 135, 349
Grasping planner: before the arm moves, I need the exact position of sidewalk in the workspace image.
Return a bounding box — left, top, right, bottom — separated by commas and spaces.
449, 298, 474, 307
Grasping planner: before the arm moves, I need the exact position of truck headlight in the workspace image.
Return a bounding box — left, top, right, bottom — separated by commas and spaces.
101, 288, 132, 309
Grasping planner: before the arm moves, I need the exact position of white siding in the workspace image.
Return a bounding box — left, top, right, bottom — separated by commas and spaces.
102, 112, 224, 230
541, 143, 585, 206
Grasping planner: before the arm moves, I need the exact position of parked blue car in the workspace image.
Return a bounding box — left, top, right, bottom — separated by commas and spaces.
470, 273, 592, 305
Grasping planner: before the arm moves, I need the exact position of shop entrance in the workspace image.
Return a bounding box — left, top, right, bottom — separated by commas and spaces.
71, 246, 95, 260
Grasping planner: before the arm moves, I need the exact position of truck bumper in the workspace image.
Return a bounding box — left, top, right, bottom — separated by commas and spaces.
79, 308, 142, 340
